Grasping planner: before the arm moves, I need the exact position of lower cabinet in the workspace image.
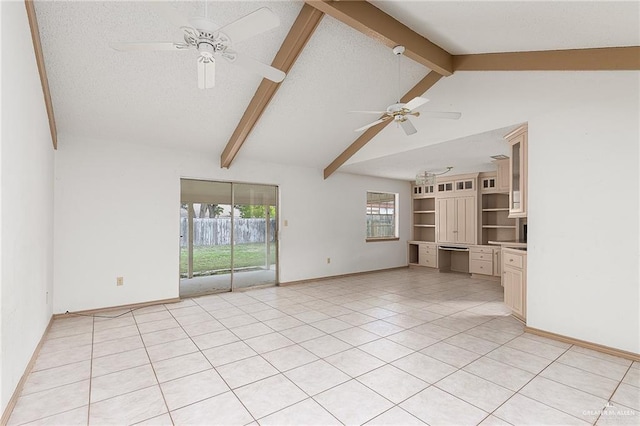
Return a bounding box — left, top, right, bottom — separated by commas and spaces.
418, 242, 438, 268
502, 248, 527, 321
493, 247, 501, 278
469, 246, 493, 275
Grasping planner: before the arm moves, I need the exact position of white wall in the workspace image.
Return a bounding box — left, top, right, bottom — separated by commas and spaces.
53, 138, 410, 313
0, 1, 55, 413
527, 72, 640, 354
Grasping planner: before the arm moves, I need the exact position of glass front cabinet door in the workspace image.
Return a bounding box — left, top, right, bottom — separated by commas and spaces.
505, 125, 527, 218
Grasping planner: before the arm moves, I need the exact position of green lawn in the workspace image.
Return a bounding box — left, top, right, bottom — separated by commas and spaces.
180, 243, 276, 276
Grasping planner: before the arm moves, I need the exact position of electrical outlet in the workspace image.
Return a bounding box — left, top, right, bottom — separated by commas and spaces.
116, 277, 124, 286
327, 257, 331, 264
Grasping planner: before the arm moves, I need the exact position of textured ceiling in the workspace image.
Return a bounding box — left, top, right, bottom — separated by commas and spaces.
33, 1, 639, 180
371, 1, 640, 55
34, 1, 304, 153
237, 14, 429, 168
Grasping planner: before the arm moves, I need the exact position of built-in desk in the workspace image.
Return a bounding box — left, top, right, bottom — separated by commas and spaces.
438, 245, 470, 273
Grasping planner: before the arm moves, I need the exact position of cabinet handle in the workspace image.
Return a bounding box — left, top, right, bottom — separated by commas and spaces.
509, 259, 514, 262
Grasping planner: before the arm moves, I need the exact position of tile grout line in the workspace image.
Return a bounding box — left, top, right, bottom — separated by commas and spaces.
194, 292, 353, 424
86, 315, 95, 425
26, 270, 633, 426
593, 362, 635, 424
485, 343, 594, 425
165, 301, 261, 424
131, 304, 176, 426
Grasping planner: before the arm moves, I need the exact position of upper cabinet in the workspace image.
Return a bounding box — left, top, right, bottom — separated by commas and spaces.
436, 173, 478, 245
505, 125, 528, 218
495, 159, 510, 193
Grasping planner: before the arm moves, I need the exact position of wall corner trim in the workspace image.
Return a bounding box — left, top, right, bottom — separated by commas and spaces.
524, 326, 640, 362
24, 0, 58, 150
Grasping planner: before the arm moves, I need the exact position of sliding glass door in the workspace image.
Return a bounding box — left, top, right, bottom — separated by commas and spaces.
179, 179, 277, 297
231, 183, 277, 290
180, 180, 233, 297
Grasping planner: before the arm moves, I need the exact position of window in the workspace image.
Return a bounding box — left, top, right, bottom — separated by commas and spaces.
366, 191, 398, 241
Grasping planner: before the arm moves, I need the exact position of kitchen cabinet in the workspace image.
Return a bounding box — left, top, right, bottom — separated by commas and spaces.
418, 242, 438, 268
412, 184, 435, 197
436, 173, 478, 245
408, 241, 438, 268
496, 159, 510, 193
480, 175, 497, 192
502, 248, 527, 321
505, 125, 528, 218
437, 196, 476, 245
493, 247, 501, 278
469, 246, 493, 275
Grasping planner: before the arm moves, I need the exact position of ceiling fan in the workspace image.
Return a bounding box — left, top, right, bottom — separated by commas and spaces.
111, 3, 286, 89
353, 45, 461, 135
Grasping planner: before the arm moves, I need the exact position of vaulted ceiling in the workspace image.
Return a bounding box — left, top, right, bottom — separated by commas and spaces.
31, 1, 640, 181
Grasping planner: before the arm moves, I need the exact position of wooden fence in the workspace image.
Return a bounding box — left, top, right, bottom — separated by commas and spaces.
180, 218, 276, 246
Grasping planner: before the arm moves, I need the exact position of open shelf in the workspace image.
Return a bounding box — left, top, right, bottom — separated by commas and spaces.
413, 197, 436, 242
413, 226, 435, 242
481, 193, 516, 244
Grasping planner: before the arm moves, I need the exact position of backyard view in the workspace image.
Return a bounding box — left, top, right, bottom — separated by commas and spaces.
179, 243, 277, 277
180, 202, 276, 278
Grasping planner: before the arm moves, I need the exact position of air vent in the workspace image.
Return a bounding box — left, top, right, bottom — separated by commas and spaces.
490, 154, 509, 160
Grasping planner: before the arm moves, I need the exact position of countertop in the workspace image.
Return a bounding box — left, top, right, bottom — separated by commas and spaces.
488, 240, 527, 249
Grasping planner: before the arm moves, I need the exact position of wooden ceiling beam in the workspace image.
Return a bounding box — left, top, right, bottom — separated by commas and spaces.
453, 46, 640, 71
305, 1, 453, 76
25, 0, 57, 149
323, 72, 443, 179
220, 4, 324, 169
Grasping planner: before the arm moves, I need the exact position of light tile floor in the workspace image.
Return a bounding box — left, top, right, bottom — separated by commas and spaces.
8, 268, 639, 425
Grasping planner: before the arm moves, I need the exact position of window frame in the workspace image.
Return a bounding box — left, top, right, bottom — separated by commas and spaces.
365, 191, 399, 242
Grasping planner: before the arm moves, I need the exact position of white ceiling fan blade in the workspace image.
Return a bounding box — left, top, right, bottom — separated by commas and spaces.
189, 17, 219, 33
350, 110, 387, 114
218, 7, 279, 44
420, 111, 462, 120
355, 118, 387, 132
225, 52, 285, 83
111, 42, 189, 52
151, 2, 190, 28
400, 118, 418, 136
404, 96, 429, 111
197, 57, 215, 89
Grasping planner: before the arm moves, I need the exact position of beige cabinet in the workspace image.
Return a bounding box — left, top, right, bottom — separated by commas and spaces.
502, 248, 527, 321
496, 159, 510, 193
493, 247, 501, 277
418, 242, 438, 268
480, 175, 498, 193
437, 196, 476, 245
469, 246, 493, 275
412, 184, 435, 197
505, 125, 528, 218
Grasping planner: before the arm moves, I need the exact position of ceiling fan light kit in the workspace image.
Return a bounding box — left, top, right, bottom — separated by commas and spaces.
352, 45, 461, 135
111, 5, 286, 89
415, 166, 453, 185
